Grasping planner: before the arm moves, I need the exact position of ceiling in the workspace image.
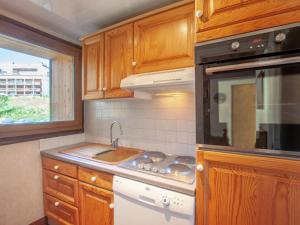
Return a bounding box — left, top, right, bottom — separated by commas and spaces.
0, 0, 181, 44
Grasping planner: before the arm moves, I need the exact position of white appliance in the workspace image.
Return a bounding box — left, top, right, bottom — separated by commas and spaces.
113, 176, 195, 225
120, 67, 195, 94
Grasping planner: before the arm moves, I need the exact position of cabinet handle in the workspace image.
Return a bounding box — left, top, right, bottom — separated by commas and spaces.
54, 175, 59, 180
54, 202, 60, 207
197, 164, 204, 172
132, 61, 137, 66
102, 87, 107, 91
109, 203, 114, 209
195, 10, 203, 18
53, 165, 60, 170
91, 176, 97, 182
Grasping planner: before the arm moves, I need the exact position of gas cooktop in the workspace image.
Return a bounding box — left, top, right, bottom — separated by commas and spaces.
119, 151, 196, 184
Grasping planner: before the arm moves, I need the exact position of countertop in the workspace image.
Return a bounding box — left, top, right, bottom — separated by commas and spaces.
41, 142, 196, 196
197, 144, 300, 160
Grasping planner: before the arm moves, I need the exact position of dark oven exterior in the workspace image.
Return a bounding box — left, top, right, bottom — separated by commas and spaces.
195, 24, 300, 157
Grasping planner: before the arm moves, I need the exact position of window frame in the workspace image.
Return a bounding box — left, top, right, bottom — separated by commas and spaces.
0, 15, 83, 145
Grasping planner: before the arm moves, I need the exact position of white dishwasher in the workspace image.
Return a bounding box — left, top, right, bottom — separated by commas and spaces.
113, 176, 195, 225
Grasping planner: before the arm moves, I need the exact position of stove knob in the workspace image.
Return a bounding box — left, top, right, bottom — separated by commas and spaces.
231, 41, 240, 51
159, 169, 166, 174
144, 164, 151, 171
162, 196, 170, 207
151, 167, 159, 173
275, 33, 286, 43
137, 163, 144, 169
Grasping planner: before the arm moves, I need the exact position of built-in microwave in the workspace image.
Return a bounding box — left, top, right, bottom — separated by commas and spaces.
195, 24, 300, 157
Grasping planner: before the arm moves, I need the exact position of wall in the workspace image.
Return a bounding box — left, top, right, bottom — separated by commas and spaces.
0, 134, 85, 225
85, 93, 196, 156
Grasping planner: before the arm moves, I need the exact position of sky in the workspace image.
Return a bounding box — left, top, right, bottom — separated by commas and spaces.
0, 48, 49, 66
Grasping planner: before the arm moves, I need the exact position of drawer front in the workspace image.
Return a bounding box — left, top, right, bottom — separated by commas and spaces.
43, 169, 79, 206
44, 194, 79, 225
42, 157, 77, 178
78, 167, 113, 191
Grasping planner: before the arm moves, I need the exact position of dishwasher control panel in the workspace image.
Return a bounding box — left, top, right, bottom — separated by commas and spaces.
113, 176, 195, 215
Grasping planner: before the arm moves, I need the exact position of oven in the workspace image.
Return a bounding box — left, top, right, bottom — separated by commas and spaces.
195, 24, 300, 157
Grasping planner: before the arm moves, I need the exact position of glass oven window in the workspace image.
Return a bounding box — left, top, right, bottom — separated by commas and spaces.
204, 63, 300, 151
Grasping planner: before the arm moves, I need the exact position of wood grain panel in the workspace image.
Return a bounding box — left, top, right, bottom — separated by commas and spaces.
43, 169, 79, 206
51, 55, 74, 120
42, 157, 77, 178
104, 24, 133, 99
44, 194, 79, 225
196, 150, 300, 225
134, 3, 194, 73
232, 84, 256, 149
78, 167, 113, 191
195, 0, 300, 42
82, 34, 104, 100
79, 182, 113, 225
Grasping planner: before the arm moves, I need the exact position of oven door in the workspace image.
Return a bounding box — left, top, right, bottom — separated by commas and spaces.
196, 54, 300, 156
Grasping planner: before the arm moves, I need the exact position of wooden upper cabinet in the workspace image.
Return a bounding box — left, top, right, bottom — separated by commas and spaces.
134, 3, 194, 74
196, 150, 300, 225
104, 24, 133, 99
79, 182, 114, 225
195, 0, 300, 42
82, 34, 104, 99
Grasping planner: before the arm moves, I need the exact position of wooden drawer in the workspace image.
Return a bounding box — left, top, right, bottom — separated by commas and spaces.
43, 169, 79, 206
42, 157, 77, 178
78, 167, 113, 191
44, 194, 79, 225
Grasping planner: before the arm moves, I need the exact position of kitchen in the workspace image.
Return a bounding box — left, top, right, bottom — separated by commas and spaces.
1, 0, 300, 225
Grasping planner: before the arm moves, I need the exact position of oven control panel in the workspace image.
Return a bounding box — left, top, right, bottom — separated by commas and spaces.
195, 25, 300, 64
229, 36, 269, 52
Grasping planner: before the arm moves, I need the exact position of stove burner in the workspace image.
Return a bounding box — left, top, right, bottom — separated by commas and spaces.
174, 156, 195, 165
132, 157, 153, 167
166, 163, 192, 176
119, 151, 196, 184
143, 151, 166, 163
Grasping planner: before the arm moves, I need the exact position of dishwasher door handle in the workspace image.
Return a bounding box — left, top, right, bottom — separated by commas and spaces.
138, 195, 156, 206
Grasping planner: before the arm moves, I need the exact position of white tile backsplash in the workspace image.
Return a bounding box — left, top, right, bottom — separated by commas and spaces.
84, 93, 196, 156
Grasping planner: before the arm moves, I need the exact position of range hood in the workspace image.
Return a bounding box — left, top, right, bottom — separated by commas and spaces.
120, 67, 195, 94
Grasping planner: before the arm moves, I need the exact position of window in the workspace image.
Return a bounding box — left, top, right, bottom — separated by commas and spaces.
0, 15, 83, 145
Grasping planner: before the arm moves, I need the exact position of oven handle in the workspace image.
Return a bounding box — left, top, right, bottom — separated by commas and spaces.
205, 55, 300, 75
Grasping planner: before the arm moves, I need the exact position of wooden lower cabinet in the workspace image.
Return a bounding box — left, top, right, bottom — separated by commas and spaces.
42, 157, 114, 225
196, 150, 300, 225
79, 182, 114, 225
44, 194, 79, 225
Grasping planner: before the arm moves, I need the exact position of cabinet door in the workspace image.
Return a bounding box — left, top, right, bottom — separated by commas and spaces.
134, 3, 194, 74
82, 34, 104, 99
104, 24, 133, 99
79, 182, 114, 225
196, 150, 300, 225
195, 0, 300, 42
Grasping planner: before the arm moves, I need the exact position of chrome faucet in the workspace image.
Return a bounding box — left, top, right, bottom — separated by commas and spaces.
110, 121, 123, 148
